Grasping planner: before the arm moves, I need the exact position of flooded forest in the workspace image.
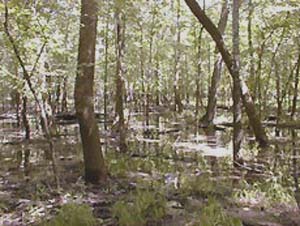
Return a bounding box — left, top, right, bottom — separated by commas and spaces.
1, 0, 300, 225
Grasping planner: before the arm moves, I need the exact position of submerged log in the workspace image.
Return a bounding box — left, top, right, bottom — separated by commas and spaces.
54, 112, 112, 125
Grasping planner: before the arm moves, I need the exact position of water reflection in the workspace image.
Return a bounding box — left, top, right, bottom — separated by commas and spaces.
0, 111, 300, 208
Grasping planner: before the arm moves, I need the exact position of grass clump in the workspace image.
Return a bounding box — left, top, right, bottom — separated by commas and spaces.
42, 203, 97, 226
198, 197, 242, 226
112, 189, 166, 226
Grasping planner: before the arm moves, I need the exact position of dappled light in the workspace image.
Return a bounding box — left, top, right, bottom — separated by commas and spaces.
0, 0, 300, 225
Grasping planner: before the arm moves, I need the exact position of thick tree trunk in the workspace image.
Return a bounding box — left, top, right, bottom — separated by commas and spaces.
201, 0, 229, 125
75, 0, 107, 183
184, 0, 268, 147
115, 7, 128, 152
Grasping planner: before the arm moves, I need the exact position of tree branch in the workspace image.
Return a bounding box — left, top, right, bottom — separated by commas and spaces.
184, 0, 234, 75
3, 0, 47, 103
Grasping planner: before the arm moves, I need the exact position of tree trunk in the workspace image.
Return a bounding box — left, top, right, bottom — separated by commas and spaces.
115, 6, 128, 152
232, 0, 243, 163
201, 0, 229, 125
155, 57, 160, 106
15, 91, 21, 127
291, 49, 300, 119
174, 0, 183, 113
275, 62, 282, 136
21, 96, 30, 140
54, 78, 61, 114
291, 48, 300, 208
184, 0, 268, 147
75, 0, 107, 183
61, 76, 68, 112
104, 8, 109, 131
195, 26, 204, 118
247, 0, 255, 99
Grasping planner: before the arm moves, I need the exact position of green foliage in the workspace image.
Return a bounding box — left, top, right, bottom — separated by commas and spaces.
180, 173, 232, 198
112, 189, 166, 226
108, 155, 130, 178
235, 178, 296, 207
198, 197, 242, 226
41, 203, 97, 226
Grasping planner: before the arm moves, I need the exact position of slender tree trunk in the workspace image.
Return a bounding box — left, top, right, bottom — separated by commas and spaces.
4, 1, 59, 186
275, 62, 282, 136
174, 0, 183, 113
146, 14, 155, 129
232, 0, 243, 163
291, 49, 300, 119
184, 54, 190, 104
61, 24, 70, 113
115, 6, 128, 152
139, 26, 145, 114
184, 0, 268, 147
195, 26, 204, 118
291, 49, 300, 208
13, 65, 22, 127
266, 28, 286, 136
155, 57, 160, 106
75, 0, 107, 183
247, 0, 255, 99
54, 78, 61, 114
104, 9, 109, 131
201, 0, 229, 125
15, 91, 21, 127
260, 27, 285, 115
21, 96, 30, 140
61, 76, 68, 112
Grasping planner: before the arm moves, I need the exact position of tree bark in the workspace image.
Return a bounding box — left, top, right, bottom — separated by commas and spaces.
75, 0, 107, 183
195, 26, 204, 118
104, 6, 109, 131
21, 96, 30, 140
174, 0, 183, 113
184, 0, 268, 147
115, 6, 128, 152
232, 0, 243, 163
61, 76, 68, 112
247, 0, 255, 99
291, 49, 300, 119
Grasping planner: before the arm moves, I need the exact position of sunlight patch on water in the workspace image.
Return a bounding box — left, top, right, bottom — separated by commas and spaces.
173, 142, 231, 157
